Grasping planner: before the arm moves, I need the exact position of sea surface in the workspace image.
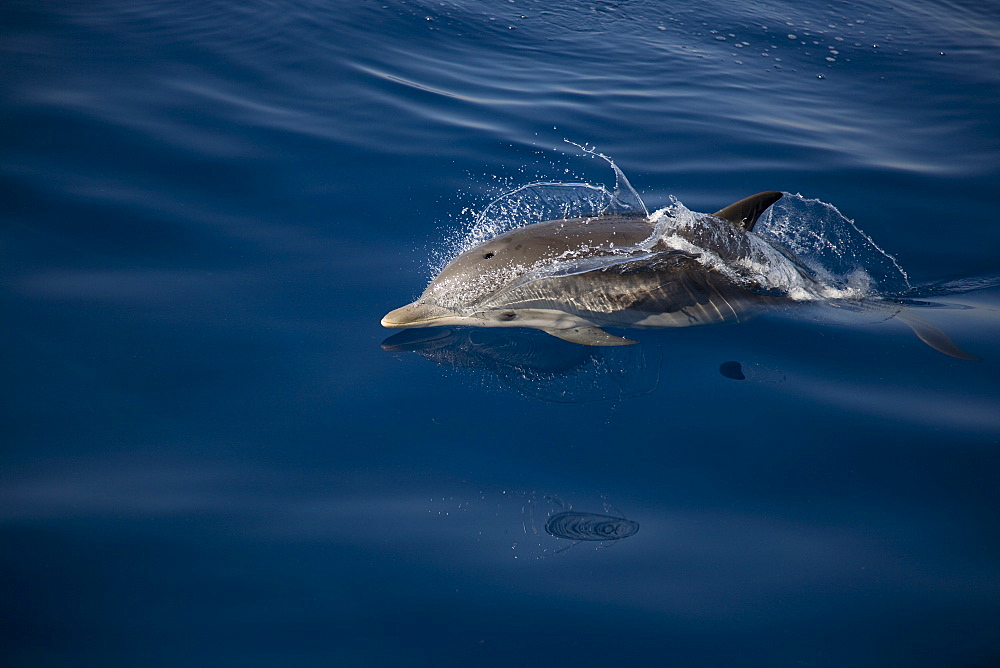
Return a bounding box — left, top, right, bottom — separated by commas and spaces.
2, 1, 999, 665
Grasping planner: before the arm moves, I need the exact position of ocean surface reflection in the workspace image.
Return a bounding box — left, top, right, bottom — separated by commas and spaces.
3, 0, 1000, 664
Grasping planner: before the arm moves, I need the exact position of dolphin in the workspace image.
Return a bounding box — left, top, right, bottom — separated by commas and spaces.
381, 191, 973, 358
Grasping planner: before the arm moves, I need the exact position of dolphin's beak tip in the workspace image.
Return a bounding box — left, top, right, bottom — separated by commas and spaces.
380, 309, 404, 328
381, 301, 452, 329
380, 304, 409, 329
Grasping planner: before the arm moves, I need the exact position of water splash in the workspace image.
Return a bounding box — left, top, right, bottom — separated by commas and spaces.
755, 193, 911, 295
435, 143, 647, 273
645, 197, 866, 301
433, 154, 911, 303
562, 139, 648, 217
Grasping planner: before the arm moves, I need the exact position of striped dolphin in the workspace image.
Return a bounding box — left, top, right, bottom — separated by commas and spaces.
381, 191, 972, 357
383, 191, 791, 345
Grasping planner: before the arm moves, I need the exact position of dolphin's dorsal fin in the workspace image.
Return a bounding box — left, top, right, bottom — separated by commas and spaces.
712, 191, 783, 231
543, 326, 637, 347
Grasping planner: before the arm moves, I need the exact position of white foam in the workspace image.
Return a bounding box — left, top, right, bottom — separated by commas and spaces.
429, 158, 905, 306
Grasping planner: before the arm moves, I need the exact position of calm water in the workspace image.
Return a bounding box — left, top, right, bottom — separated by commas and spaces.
2, 1, 999, 665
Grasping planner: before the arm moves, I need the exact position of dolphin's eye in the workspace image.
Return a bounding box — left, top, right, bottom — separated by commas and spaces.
483, 252, 495, 259
500, 311, 516, 320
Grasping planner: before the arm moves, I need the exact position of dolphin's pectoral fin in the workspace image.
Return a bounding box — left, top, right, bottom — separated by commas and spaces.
543, 326, 638, 347
894, 311, 977, 360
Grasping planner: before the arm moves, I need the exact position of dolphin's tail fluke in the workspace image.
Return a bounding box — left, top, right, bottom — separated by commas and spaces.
895, 309, 977, 360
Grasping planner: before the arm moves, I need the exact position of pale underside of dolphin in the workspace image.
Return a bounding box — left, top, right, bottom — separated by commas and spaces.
381, 191, 974, 358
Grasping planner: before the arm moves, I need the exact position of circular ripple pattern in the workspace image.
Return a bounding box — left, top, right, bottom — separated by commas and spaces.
544, 511, 640, 541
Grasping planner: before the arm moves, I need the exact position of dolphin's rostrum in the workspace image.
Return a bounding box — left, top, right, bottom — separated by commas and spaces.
382, 189, 973, 357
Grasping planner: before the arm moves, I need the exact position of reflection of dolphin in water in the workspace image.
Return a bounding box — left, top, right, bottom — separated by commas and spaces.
382, 191, 972, 358
381, 327, 591, 375
381, 327, 660, 403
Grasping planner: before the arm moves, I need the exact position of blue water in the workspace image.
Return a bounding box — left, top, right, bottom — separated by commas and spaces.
2, 1, 999, 665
